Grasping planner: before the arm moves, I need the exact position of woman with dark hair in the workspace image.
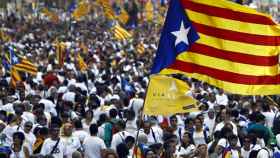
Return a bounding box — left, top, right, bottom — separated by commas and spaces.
10, 132, 30, 158
82, 110, 96, 132
162, 139, 177, 158
175, 132, 195, 158
192, 118, 209, 146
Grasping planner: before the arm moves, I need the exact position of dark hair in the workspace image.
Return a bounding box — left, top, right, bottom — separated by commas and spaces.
170, 115, 177, 121
13, 132, 25, 144
125, 136, 135, 144
97, 114, 108, 126
84, 110, 93, 118
109, 109, 118, 118
73, 119, 83, 129
39, 127, 49, 136
117, 120, 126, 130
144, 149, 154, 158
182, 132, 194, 147
220, 127, 233, 139
228, 134, 238, 141
255, 113, 265, 123
89, 124, 98, 135
262, 102, 270, 112
116, 143, 129, 158
247, 133, 257, 145
49, 123, 60, 129
184, 118, 193, 125
194, 117, 203, 125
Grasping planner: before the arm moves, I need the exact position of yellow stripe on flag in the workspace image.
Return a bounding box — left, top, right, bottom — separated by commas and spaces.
77, 53, 88, 71
187, 10, 280, 36
112, 25, 132, 41
72, 1, 91, 21
11, 67, 21, 88
191, 0, 271, 17
197, 33, 279, 57
160, 68, 280, 95
136, 43, 145, 54
0, 30, 11, 42
98, 0, 115, 20
144, 75, 198, 116
42, 8, 59, 23
117, 9, 129, 24
145, 0, 154, 21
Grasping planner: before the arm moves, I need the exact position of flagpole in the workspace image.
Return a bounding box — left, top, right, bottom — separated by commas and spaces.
132, 74, 153, 158
266, 96, 280, 109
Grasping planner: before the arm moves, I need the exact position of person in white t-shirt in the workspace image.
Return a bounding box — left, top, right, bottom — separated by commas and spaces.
61, 123, 81, 158
215, 90, 228, 106
83, 124, 107, 158
175, 132, 196, 158
22, 121, 36, 155
73, 120, 89, 144
40, 124, 67, 158
241, 135, 252, 158
204, 109, 216, 136
111, 120, 131, 150
82, 110, 97, 133
169, 115, 184, 143
261, 103, 275, 128
214, 109, 238, 136
192, 118, 209, 146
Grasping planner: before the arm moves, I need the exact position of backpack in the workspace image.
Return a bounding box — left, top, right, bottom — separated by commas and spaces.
249, 148, 270, 158
104, 122, 113, 148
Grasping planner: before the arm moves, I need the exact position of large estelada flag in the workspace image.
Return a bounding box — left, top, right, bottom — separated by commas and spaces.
151, 0, 280, 95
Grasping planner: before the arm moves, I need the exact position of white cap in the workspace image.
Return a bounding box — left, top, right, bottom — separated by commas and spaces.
57, 86, 67, 94
62, 92, 76, 103
110, 95, 120, 101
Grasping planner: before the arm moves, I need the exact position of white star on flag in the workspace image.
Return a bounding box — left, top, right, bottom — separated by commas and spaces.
12, 56, 18, 63
171, 21, 191, 46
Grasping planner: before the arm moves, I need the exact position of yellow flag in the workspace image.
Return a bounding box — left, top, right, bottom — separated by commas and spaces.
72, 1, 91, 21
144, 75, 198, 116
97, 0, 115, 20
0, 30, 11, 42
42, 8, 59, 23
117, 9, 129, 24
10, 67, 22, 88
145, 0, 154, 21
77, 53, 88, 71
111, 24, 132, 41
136, 43, 145, 54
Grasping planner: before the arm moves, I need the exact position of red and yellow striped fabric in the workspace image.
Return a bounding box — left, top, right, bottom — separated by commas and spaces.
56, 42, 66, 68
161, 0, 280, 95
14, 58, 37, 76
10, 67, 21, 88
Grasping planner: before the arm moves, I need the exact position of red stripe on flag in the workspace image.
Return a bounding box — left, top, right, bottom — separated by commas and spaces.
192, 22, 280, 46
169, 60, 280, 85
181, 0, 275, 25
189, 43, 279, 66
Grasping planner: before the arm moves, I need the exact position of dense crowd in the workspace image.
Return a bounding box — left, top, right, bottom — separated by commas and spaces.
1, 1, 280, 158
